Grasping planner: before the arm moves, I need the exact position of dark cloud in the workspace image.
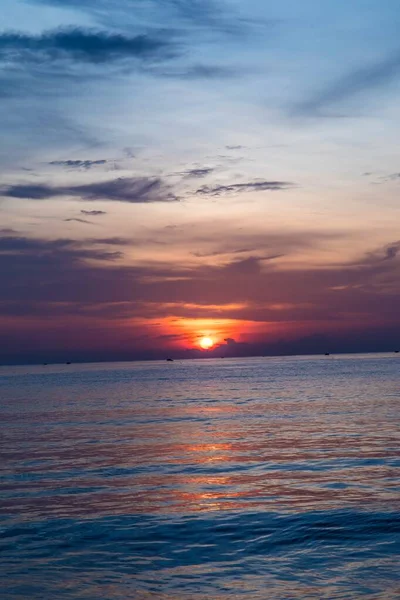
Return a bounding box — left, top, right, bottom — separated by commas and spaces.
191, 248, 251, 258
0, 228, 18, 235
50, 159, 107, 169
343, 240, 400, 268
81, 210, 107, 216
382, 173, 400, 182
384, 244, 400, 261
0, 235, 125, 263
156, 333, 186, 341
90, 237, 129, 245
0, 28, 171, 65
295, 50, 400, 116
192, 247, 282, 259
182, 168, 214, 178
377, 241, 400, 262
0, 177, 178, 203
196, 181, 293, 195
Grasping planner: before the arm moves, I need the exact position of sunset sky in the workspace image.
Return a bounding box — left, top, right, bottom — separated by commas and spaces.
1, 0, 400, 363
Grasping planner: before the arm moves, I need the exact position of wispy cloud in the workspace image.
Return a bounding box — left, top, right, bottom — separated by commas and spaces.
362, 240, 400, 264
181, 168, 214, 178
0, 234, 125, 263
50, 159, 107, 169
81, 210, 107, 216
1, 177, 178, 203
33, 0, 248, 36
157, 64, 237, 80
196, 181, 293, 196
64, 218, 94, 224
381, 173, 400, 182
295, 49, 400, 115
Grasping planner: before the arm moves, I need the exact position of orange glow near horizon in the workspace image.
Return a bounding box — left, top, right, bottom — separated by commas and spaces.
159, 317, 238, 349
151, 315, 292, 351
199, 336, 214, 350
128, 315, 311, 353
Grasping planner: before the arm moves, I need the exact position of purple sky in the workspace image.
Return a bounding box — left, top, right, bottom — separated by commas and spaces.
1, 0, 400, 363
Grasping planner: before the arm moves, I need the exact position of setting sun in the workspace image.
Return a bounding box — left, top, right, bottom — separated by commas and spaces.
199, 337, 214, 350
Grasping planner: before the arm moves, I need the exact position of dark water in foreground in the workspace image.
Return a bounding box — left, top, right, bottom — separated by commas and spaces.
0, 354, 399, 599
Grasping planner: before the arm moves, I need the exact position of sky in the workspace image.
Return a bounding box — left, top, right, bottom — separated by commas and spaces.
1, 0, 400, 363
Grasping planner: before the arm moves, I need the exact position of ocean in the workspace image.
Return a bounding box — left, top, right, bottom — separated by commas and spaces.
0, 354, 399, 599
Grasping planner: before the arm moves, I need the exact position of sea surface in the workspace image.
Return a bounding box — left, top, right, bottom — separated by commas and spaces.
0, 354, 399, 599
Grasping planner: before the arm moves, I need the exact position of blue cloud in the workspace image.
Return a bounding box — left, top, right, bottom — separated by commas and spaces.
0, 28, 171, 64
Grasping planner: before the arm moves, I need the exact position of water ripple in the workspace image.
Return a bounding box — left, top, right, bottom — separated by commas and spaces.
0, 355, 399, 598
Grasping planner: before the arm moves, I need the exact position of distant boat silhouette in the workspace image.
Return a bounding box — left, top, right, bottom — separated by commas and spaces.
324, 353, 330, 356
395, 350, 399, 354
166, 358, 174, 362
66, 362, 71, 365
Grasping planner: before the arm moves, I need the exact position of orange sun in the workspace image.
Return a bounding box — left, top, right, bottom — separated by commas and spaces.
199, 336, 214, 350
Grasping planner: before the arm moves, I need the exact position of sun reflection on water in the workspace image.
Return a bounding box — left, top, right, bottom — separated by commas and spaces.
1, 356, 399, 599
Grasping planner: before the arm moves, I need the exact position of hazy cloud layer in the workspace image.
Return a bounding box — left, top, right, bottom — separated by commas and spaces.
1, 230, 400, 360
1, 177, 178, 203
